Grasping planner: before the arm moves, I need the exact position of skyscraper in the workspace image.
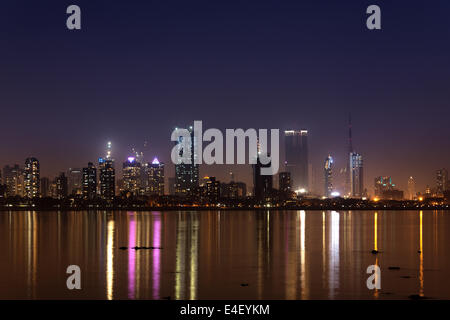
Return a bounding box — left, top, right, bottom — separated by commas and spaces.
408, 176, 416, 200
3, 164, 24, 197
436, 168, 448, 195
24, 157, 40, 198
324, 155, 333, 197
174, 126, 199, 196
284, 130, 308, 192
55, 172, 68, 199
349, 152, 363, 198
253, 153, 273, 201
202, 176, 220, 202
146, 157, 164, 196
345, 115, 353, 196
122, 157, 141, 196
82, 162, 97, 200
99, 158, 115, 201
67, 168, 82, 195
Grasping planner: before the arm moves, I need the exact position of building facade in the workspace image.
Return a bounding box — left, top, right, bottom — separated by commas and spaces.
146, 158, 164, 196
324, 155, 333, 197
99, 158, 115, 201
349, 152, 363, 198
174, 126, 199, 196
55, 172, 68, 199
436, 168, 448, 195
82, 162, 97, 200
3, 164, 24, 197
24, 157, 40, 198
253, 153, 273, 201
284, 130, 308, 192
278, 171, 291, 194
407, 176, 416, 200
123, 157, 141, 196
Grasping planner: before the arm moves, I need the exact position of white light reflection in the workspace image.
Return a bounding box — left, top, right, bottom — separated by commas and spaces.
329, 211, 340, 299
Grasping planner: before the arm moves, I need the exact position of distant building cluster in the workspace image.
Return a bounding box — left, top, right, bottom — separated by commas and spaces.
1, 121, 449, 208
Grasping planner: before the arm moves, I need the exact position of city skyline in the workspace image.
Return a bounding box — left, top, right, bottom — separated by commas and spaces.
1, 126, 449, 199
1, 1, 450, 197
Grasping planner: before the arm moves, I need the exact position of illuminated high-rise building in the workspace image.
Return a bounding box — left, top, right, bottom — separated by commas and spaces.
146, 157, 164, 196
99, 158, 115, 201
82, 162, 97, 200
174, 126, 199, 196
24, 157, 40, 198
407, 176, 416, 200
3, 164, 24, 197
284, 130, 308, 192
324, 155, 333, 197
436, 168, 448, 195
201, 176, 220, 202
123, 157, 141, 196
67, 168, 82, 195
345, 114, 353, 196
349, 152, 363, 198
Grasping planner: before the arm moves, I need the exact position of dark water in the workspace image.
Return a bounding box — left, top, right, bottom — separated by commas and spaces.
0, 210, 449, 300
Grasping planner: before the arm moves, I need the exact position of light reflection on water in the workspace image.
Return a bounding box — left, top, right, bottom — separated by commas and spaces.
0, 210, 449, 300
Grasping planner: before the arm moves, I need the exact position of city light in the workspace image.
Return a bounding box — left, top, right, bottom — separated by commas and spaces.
295, 188, 307, 194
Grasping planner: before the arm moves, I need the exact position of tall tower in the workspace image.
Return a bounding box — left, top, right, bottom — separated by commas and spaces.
99, 142, 115, 201
122, 157, 141, 196
174, 125, 199, 196
345, 114, 353, 196
24, 157, 40, 198
82, 162, 97, 200
407, 176, 416, 200
106, 141, 112, 159
147, 157, 165, 196
436, 168, 448, 195
284, 130, 308, 192
349, 152, 363, 197
253, 153, 273, 201
324, 155, 333, 197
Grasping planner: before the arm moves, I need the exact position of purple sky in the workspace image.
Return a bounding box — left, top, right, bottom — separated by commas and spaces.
1, 0, 449, 195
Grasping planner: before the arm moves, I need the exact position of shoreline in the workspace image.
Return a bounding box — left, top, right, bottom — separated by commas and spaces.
0, 206, 448, 212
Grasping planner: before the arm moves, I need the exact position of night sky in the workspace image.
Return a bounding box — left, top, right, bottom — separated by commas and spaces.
1, 0, 449, 195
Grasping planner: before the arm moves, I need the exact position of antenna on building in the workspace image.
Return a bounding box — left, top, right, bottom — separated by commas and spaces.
106, 141, 112, 159
345, 113, 353, 196
348, 113, 353, 154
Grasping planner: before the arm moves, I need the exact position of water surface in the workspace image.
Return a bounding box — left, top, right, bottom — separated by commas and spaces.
0, 210, 449, 299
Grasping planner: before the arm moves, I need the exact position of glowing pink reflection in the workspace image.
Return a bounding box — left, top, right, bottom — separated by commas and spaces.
153, 213, 161, 299
128, 213, 136, 299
